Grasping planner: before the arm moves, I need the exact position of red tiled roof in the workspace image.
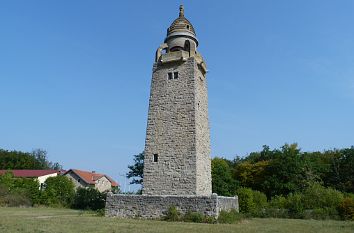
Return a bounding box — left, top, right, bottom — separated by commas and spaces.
64, 169, 118, 187
0, 170, 59, 178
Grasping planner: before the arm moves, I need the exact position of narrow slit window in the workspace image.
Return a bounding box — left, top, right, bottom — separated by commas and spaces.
174, 72, 178, 79
168, 72, 173, 80
153, 154, 158, 162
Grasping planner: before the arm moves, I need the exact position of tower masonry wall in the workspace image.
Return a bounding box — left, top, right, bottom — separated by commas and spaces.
194, 60, 212, 195
143, 57, 211, 196
105, 193, 238, 218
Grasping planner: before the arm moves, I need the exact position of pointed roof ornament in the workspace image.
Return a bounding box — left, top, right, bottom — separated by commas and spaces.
179, 5, 184, 17
165, 4, 198, 46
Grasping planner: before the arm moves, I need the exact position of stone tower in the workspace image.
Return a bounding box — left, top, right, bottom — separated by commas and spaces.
106, 6, 238, 218
143, 5, 211, 196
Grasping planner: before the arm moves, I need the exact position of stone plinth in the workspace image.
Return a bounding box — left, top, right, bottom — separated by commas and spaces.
105, 193, 238, 219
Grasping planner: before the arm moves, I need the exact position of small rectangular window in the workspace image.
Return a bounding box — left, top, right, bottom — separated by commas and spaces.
153, 154, 158, 162
168, 72, 173, 80
174, 72, 178, 79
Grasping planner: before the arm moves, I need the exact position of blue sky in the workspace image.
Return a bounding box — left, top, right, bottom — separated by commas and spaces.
1, 1, 353, 191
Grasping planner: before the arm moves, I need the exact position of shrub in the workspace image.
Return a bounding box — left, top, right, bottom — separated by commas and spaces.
72, 187, 106, 211
4, 192, 32, 207
41, 176, 75, 207
96, 208, 105, 217
217, 209, 243, 224
269, 195, 287, 209
236, 188, 267, 215
285, 193, 304, 217
252, 190, 268, 210
163, 207, 216, 223
163, 206, 181, 221
183, 211, 204, 223
302, 183, 344, 209
236, 188, 256, 213
12, 177, 40, 204
338, 197, 354, 220
0, 173, 39, 207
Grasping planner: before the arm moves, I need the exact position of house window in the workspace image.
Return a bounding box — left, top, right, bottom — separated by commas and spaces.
174, 72, 178, 79
78, 178, 81, 183
153, 154, 158, 162
168, 72, 173, 80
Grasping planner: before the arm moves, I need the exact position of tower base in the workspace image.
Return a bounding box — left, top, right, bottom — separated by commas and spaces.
105, 193, 238, 219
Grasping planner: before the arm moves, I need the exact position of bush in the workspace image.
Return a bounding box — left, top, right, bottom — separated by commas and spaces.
4, 192, 32, 207
286, 193, 304, 217
163, 206, 216, 223
236, 188, 256, 213
217, 209, 243, 224
96, 208, 105, 217
266, 184, 345, 219
183, 211, 205, 223
163, 206, 181, 221
302, 183, 344, 209
236, 188, 267, 215
269, 195, 287, 209
0, 173, 39, 207
72, 187, 106, 211
338, 197, 354, 220
41, 176, 75, 207
252, 190, 268, 210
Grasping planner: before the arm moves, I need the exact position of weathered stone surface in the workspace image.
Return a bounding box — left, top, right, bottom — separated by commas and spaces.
105, 193, 238, 218
143, 57, 211, 196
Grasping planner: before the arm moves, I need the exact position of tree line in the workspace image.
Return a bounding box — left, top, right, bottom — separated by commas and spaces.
0, 148, 62, 170
0, 148, 107, 212
127, 144, 354, 220
212, 144, 353, 198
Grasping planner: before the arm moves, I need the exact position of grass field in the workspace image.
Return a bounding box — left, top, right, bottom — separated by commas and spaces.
0, 207, 353, 233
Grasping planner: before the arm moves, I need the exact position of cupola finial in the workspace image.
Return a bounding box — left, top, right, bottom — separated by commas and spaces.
179, 5, 184, 17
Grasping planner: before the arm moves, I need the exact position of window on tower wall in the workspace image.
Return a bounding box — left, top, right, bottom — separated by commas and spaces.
153, 154, 158, 162
168, 72, 178, 80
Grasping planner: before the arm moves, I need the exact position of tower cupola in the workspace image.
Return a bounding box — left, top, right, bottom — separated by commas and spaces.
164, 5, 198, 52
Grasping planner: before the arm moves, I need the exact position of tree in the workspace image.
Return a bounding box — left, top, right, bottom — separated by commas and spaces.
0, 149, 43, 169
126, 152, 144, 185
0, 148, 62, 170
41, 176, 75, 207
211, 157, 238, 196
234, 160, 270, 192
262, 143, 309, 198
31, 149, 62, 170
324, 147, 354, 193
72, 187, 106, 210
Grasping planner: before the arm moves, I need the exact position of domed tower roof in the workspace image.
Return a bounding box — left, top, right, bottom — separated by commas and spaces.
164, 5, 199, 46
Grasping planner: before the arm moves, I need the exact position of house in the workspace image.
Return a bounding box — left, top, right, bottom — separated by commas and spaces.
64, 169, 118, 192
0, 169, 59, 189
